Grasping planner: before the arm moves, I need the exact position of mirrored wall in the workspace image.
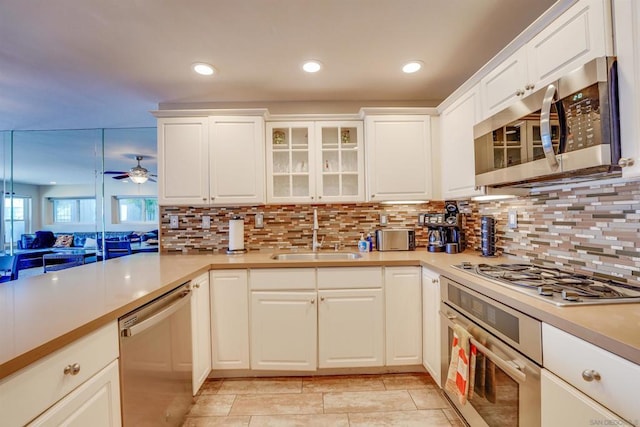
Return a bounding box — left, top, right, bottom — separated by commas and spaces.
0, 127, 157, 255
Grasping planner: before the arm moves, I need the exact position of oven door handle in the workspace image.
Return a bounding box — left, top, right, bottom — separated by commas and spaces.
440, 312, 527, 384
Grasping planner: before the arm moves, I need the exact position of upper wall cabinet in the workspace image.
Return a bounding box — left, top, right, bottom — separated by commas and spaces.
158, 116, 265, 206
440, 85, 483, 199
266, 121, 364, 204
614, 0, 640, 177
480, 0, 613, 119
365, 115, 432, 201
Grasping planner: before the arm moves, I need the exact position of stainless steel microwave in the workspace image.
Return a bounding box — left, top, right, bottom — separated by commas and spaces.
473, 57, 621, 188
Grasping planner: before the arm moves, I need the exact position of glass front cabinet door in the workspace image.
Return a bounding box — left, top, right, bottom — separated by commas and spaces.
266, 121, 364, 204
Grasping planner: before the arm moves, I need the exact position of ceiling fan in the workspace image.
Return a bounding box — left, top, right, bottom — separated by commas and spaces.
104, 155, 157, 184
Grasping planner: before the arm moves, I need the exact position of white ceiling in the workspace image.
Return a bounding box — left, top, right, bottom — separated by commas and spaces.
0, 0, 557, 131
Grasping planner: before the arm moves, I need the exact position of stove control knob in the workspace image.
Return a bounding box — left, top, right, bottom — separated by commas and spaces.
582, 369, 601, 382
537, 286, 554, 297
561, 290, 580, 302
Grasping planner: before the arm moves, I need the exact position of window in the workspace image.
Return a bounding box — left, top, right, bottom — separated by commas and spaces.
52, 198, 96, 224
117, 197, 158, 223
4, 196, 31, 246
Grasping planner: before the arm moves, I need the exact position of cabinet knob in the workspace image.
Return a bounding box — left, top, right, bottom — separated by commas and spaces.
515, 89, 524, 96
310, 299, 315, 304
193, 283, 200, 289
618, 157, 635, 168
371, 194, 375, 198
202, 197, 207, 201
211, 197, 215, 200
525, 83, 534, 90
63, 363, 81, 376
318, 196, 322, 200
581, 369, 601, 382
320, 296, 325, 302
311, 196, 314, 200
432, 278, 438, 284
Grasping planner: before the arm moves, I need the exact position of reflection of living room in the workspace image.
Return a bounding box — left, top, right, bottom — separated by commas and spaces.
0, 127, 159, 278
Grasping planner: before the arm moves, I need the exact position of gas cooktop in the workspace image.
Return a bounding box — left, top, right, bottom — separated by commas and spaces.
453, 262, 640, 306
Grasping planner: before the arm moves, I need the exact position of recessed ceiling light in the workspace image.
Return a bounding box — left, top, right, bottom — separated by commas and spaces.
302, 60, 322, 73
193, 62, 215, 76
402, 61, 423, 74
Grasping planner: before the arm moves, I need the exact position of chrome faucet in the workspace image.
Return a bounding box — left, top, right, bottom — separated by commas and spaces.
312, 208, 323, 251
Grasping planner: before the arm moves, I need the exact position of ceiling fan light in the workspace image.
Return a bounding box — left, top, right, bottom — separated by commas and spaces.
129, 174, 148, 184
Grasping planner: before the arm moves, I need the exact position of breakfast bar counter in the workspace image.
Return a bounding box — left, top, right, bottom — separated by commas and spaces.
1, 249, 639, 381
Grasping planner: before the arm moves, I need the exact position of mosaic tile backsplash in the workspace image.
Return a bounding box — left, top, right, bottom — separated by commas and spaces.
471, 179, 640, 287
160, 179, 640, 287
160, 202, 444, 254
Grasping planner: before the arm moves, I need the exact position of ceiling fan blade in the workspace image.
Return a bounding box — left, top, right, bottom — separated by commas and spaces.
112, 174, 130, 180
104, 170, 127, 175
148, 177, 157, 182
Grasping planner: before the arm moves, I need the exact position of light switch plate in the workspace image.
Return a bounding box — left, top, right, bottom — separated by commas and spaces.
202, 215, 211, 229
380, 213, 388, 226
255, 212, 264, 228
508, 209, 518, 229
169, 215, 179, 229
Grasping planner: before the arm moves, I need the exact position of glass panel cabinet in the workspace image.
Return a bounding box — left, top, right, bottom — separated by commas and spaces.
266, 121, 364, 203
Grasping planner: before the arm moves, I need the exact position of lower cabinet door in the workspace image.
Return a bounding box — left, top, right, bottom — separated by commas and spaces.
250, 291, 317, 371
422, 268, 441, 386
541, 369, 631, 427
191, 273, 212, 395
29, 359, 121, 427
385, 267, 423, 366
318, 288, 384, 368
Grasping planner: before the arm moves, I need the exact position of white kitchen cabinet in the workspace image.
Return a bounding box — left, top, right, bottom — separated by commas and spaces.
315, 121, 365, 202
542, 323, 639, 425
157, 117, 209, 205
365, 115, 433, 201
158, 115, 265, 206
421, 267, 441, 386
385, 266, 422, 366
439, 85, 483, 199
317, 268, 384, 370
614, 0, 640, 177
250, 290, 317, 371
266, 121, 364, 203
210, 270, 250, 370
318, 288, 384, 368
541, 369, 631, 426
0, 323, 119, 427
480, 0, 613, 119
191, 272, 211, 395
29, 360, 121, 427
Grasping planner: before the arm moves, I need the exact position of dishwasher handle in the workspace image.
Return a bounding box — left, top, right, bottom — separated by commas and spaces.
121, 289, 191, 337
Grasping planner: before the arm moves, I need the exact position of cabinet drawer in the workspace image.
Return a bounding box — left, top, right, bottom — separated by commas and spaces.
317, 267, 382, 289
542, 323, 639, 424
250, 268, 315, 290
0, 322, 119, 427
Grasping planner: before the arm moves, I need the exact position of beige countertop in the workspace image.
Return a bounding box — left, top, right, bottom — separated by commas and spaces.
1, 249, 639, 381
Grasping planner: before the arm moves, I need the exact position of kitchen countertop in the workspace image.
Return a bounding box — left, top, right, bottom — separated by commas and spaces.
1, 249, 639, 381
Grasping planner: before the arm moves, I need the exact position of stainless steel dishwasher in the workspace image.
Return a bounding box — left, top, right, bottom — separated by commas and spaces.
119, 282, 193, 426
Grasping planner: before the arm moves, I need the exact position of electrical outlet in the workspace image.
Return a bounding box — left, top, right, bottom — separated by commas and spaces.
508, 209, 518, 229
255, 212, 264, 228
202, 215, 211, 229
380, 213, 388, 226
169, 215, 179, 229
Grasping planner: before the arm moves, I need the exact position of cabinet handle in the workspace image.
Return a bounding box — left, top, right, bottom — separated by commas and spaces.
310, 299, 316, 304
581, 369, 601, 382
619, 157, 635, 167
63, 363, 81, 376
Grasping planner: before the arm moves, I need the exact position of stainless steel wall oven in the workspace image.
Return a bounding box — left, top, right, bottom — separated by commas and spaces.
440, 277, 542, 427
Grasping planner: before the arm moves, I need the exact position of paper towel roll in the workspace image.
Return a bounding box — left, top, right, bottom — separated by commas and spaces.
229, 217, 245, 251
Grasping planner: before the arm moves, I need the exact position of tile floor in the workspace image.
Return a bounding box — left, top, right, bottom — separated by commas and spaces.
183, 373, 465, 426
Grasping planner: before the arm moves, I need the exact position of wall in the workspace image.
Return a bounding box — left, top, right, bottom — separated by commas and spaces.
160, 202, 446, 254
469, 178, 640, 287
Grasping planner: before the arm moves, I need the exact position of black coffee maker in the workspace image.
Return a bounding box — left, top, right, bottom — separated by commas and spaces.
424, 201, 466, 253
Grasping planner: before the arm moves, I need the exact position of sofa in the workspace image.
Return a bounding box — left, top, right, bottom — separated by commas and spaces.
15, 230, 157, 270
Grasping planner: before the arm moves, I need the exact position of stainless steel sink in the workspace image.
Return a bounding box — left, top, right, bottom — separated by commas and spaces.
270, 252, 362, 261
